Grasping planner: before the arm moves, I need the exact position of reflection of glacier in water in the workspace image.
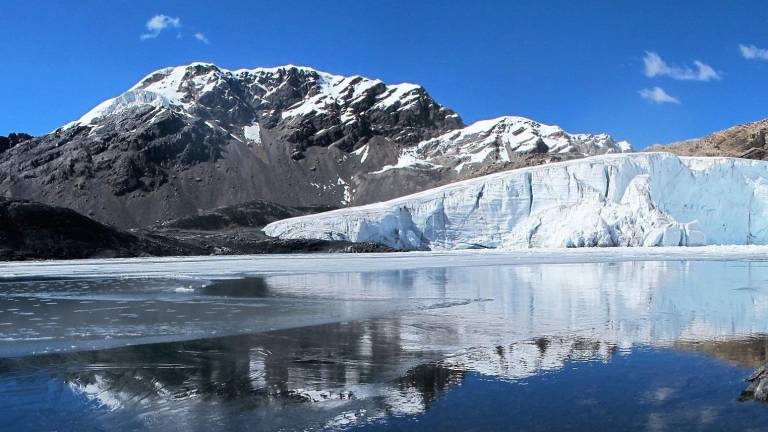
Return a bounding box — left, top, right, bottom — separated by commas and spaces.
3, 257, 768, 430
265, 260, 768, 346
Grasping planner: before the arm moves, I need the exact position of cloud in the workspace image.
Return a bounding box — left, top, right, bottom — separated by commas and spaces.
140, 14, 182, 40
639, 87, 681, 104
642, 51, 720, 81
194, 32, 211, 45
739, 44, 768, 61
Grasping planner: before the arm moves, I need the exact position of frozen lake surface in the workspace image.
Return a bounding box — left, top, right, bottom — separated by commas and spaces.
4, 248, 768, 430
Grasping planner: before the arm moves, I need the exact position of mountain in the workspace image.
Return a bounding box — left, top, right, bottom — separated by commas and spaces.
264, 152, 768, 250
354, 116, 631, 203
647, 117, 768, 159
0, 63, 630, 228
0, 63, 458, 228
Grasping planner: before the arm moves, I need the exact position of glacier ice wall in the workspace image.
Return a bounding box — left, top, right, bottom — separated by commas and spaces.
264, 153, 768, 250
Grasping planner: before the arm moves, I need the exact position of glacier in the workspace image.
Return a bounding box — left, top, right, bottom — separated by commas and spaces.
264, 152, 768, 250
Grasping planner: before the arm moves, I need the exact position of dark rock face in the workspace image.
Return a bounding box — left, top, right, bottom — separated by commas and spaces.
0, 64, 462, 228
0, 132, 32, 154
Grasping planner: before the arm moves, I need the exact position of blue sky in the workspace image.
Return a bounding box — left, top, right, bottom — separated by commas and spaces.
2, 0, 768, 148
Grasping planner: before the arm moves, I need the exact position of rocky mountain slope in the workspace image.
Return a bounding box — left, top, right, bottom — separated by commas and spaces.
647, 118, 768, 159
264, 152, 768, 250
150, 199, 333, 231
0, 198, 396, 261
0, 63, 630, 228
140, 200, 396, 255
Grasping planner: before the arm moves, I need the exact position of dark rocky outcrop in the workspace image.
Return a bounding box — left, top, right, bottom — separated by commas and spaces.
741, 364, 768, 402
0, 132, 32, 154
0, 64, 461, 228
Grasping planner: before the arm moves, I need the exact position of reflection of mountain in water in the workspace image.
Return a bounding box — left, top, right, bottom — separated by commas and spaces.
0, 319, 467, 430
5, 259, 768, 429
443, 337, 618, 381
0, 312, 637, 431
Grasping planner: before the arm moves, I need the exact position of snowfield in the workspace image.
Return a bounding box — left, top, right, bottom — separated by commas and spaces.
264, 153, 768, 250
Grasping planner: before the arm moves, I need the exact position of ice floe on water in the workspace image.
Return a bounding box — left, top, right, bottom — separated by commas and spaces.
2, 245, 768, 280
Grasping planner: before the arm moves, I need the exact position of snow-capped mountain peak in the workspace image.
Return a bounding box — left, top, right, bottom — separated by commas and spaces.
65, 63, 226, 128
64, 63, 444, 133
419, 115, 632, 157
373, 115, 632, 175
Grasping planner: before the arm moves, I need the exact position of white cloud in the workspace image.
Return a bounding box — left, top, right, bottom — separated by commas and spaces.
739, 44, 768, 61
194, 32, 211, 45
642, 51, 720, 81
639, 87, 681, 104
140, 14, 182, 40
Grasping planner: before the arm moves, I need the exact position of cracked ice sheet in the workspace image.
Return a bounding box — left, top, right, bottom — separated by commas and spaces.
3, 246, 768, 280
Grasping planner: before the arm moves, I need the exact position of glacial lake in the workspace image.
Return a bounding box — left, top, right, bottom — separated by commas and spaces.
3, 249, 768, 431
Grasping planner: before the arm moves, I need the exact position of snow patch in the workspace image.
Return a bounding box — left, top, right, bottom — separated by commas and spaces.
352, 144, 370, 163
372, 83, 421, 111
371, 151, 442, 174
64, 90, 171, 129
243, 123, 262, 144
